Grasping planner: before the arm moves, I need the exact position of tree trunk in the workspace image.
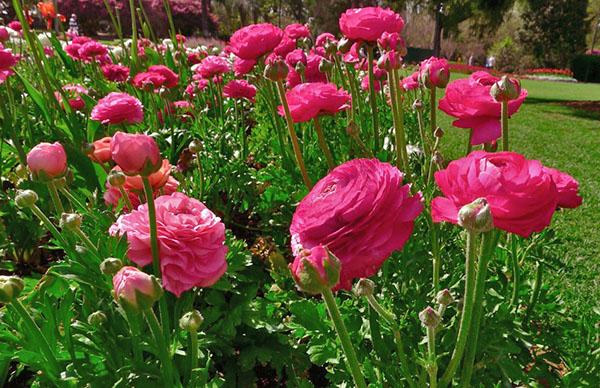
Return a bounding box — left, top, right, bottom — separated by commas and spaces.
432, 3, 443, 57
201, 0, 210, 37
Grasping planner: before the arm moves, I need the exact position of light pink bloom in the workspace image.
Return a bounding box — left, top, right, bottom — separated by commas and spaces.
89, 137, 112, 164
339, 7, 404, 42
110, 132, 161, 176
290, 158, 423, 289
27, 142, 68, 180
110, 192, 228, 296
91, 92, 144, 125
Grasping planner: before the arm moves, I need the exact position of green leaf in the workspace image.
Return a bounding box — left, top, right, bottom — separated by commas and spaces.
15, 72, 52, 126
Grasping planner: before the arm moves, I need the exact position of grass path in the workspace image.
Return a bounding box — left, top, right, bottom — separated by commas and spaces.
438, 77, 600, 321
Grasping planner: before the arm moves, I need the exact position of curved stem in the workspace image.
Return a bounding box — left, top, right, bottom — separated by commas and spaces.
117, 186, 134, 212
145, 308, 176, 386
526, 261, 544, 318
322, 288, 367, 388
275, 80, 312, 189
73, 227, 102, 263
47, 180, 64, 217
460, 230, 499, 386
188, 329, 198, 384
366, 46, 380, 151
501, 101, 509, 151
440, 231, 479, 387
313, 117, 335, 170
427, 326, 438, 388
29, 204, 69, 248
429, 87, 437, 135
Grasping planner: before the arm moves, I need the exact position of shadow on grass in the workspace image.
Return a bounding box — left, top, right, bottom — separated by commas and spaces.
525, 98, 600, 121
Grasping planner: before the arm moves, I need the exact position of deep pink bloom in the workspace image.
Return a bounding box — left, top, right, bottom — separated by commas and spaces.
0, 48, 17, 70
184, 79, 209, 98
196, 55, 230, 78
148, 65, 179, 88
273, 35, 296, 57
419, 56, 450, 88
229, 23, 283, 60
91, 92, 144, 125
401, 71, 420, 91
543, 167, 583, 209
342, 42, 362, 64
110, 192, 228, 296
233, 57, 256, 77
223, 79, 257, 102
72, 36, 92, 45
290, 245, 339, 292
361, 66, 387, 91
64, 43, 82, 60
27, 142, 67, 180
287, 53, 327, 87
432, 151, 559, 237
101, 64, 130, 82
132, 71, 166, 90
110, 132, 161, 176
378, 32, 405, 52
159, 101, 194, 124
112, 266, 160, 309
284, 23, 310, 39
89, 137, 112, 164
78, 41, 108, 60
0, 28, 10, 42
55, 84, 88, 111
316, 32, 336, 47
290, 158, 423, 290
278, 82, 351, 123
8, 21, 22, 32
339, 7, 404, 42
285, 49, 307, 68
438, 71, 527, 145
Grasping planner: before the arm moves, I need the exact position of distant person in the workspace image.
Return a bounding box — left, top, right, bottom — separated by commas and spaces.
486, 56, 496, 69
468, 55, 475, 66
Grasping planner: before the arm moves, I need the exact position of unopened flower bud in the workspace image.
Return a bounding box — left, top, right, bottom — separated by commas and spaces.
318, 58, 333, 73
297, 37, 311, 49
290, 246, 341, 294
188, 139, 203, 154
15, 190, 39, 209
100, 257, 123, 275
83, 142, 95, 156
53, 176, 67, 189
436, 289, 453, 306
433, 127, 444, 138
432, 151, 444, 166
87, 311, 107, 327
0, 276, 24, 303
294, 61, 306, 73
354, 278, 375, 297
210, 46, 220, 55
179, 310, 204, 332
419, 306, 441, 328
458, 198, 493, 233
263, 57, 289, 82
60, 213, 82, 231
412, 99, 423, 111
107, 170, 126, 187
113, 266, 163, 312
337, 37, 352, 54
377, 51, 402, 71
490, 75, 521, 102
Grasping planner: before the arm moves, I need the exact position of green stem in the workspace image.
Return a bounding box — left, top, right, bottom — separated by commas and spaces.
128, 0, 138, 70
29, 204, 69, 248
145, 308, 176, 386
275, 80, 312, 189
117, 186, 134, 212
313, 117, 335, 170
322, 288, 367, 388
188, 329, 198, 382
9, 299, 60, 376
526, 261, 544, 317
460, 230, 499, 386
430, 216, 441, 293
440, 231, 479, 387
466, 129, 473, 156
47, 180, 64, 217
430, 87, 437, 135
388, 69, 409, 173
510, 235, 520, 307
427, 326, 438, 388
72, 228, 101, 262
125, 309, 144, 368
196, 153, 204, 200
366, 46, 380, 151
501, 101, 509, 151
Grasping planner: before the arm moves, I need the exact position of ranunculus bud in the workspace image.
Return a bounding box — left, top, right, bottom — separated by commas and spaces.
337, 37, 353, 54
490, 75, 521, 102
353, 278, 375, 297
419, 306, 441, 328
318, 58, 333, 73
458, 198, 493, 233
60, 213, 82, 231
27, 142, 68, 181
15, 190, 38, 209
377, 51, 402, 71
87, 311, 107, 327
107, 170, 126, 187
436, 289, 453, 306
290, 245, 341, 295
110, 132, 161, 176
100, 257, 123, 275
263, 57, 289, 82
188, 139, 203, 154
112, 266, 163, 311
0, 276, 24, 303
433, 127, 444, 138
294, 61, 306, 73
412, 99, 423, 111
179, 310, 204, 332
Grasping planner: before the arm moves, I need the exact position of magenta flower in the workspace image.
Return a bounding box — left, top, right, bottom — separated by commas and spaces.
91, 92, 144, 125
286, 53, 327, 87
339, 7, 404, 42
278, 82, 351, 123
273, 35, 297, 57
101, 64, 130, 83
233, 57, 256, 77
284, 23, 311, 40
419, 56, 450, 88
147, 65, 179, 88
196, 55, 230, 79
132, 71, 167, 90
54, 84, 88, 111
315, 32, 336, 47
229, 23, 283, 60
543, 167, 583, 209
223, 79, 257, 102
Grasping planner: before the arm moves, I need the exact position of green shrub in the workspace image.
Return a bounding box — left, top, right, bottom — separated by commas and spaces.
571, 54, 600, 83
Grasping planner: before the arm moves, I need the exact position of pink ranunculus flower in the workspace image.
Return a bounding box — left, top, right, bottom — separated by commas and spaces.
229, 23, 283, 60
284, 23, 310, 40
196, 55, 230, 78
290, 158, 423, 290
132, 71, 166, 90
0, 48, 17, 70
8, 21, 22, 32
148, 65, 179, 88
543, 167, 583, 209
419, 56, 450, 88
55, 84, 88, 111
27, 142, 67, 180
233, 57, 256, 77
286, 53, 327, 87
431, 151, 559, 237
110, 132, 161, 176
112, 266, 161, 310
65, 43, 82, 60
316, 32, 336, 48
339, 7, 404, 42
401, 71, 420, 91
273, 35, 296, 57
78, 40, 108, 61
278, 82, 351, 123
223, 79, 257, 102
109, 192, 228, 296
91, 92, 144, 125
101, 64, 130, 82
285, 49, 307, 68
438, 71, 527, 145
0, 27, 9, 43
184, 79, 209, 98
89, 137, 112, 164
377, 31, 405, 53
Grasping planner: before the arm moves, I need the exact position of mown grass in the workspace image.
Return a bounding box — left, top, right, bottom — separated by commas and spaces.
438, 77, 600, 328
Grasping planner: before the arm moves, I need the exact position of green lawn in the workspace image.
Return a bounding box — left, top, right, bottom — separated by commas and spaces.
438, 77, 600, 322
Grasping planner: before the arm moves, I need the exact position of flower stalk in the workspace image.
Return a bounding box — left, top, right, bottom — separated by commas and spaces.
366, 45, 380, 151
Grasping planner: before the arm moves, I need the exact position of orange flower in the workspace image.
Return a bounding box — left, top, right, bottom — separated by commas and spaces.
37, 2, 56, 19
